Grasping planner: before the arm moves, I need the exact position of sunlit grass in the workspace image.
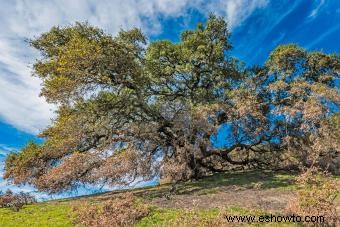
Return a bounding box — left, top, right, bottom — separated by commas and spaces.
136, 206, 300, 226
0, 201, 74, 227
0, 170, 316, 226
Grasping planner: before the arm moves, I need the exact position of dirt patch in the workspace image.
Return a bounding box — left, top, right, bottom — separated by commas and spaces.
151, 187, 295, 213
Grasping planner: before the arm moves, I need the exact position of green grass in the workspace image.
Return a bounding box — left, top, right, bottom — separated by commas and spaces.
136, 207, 220, 226
136, 206, 291, 226
132, 170, 297, 200
181, 170, 296, 193
0, 170, 301, 226
0, 201, 74, 227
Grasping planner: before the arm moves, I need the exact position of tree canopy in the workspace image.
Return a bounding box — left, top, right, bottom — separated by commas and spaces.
4, 15, 340, 193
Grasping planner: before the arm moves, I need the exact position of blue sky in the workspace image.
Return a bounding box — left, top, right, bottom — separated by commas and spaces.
0, 0, 339, 197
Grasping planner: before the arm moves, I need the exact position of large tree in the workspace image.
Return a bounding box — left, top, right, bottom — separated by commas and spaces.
4, 16, 340, 193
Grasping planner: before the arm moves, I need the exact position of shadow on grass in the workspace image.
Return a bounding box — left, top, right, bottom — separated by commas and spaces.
134, 170, 297, 199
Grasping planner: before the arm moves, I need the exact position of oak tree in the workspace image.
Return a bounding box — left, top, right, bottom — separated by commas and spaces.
4, 16, 339, 193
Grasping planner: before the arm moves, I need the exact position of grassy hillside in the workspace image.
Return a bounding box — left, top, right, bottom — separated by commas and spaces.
0, 170, 337, 226
0, 201, 74, 226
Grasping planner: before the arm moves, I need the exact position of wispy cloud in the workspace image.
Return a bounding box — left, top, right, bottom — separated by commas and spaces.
305, 24, 340, 49
230, 0, 302, 64
0, 0, 267, 135
0, 38, 54, 134
309, 0, 326, 18
0, 144, 17, 156
205, 0, 268, 28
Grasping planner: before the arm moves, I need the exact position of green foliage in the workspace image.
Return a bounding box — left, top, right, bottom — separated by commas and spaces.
329, 112, 340, 135
4, 14, 339, 193
266, 44, 307, 74
31, 22, 146, 105
4, 142, 43, 185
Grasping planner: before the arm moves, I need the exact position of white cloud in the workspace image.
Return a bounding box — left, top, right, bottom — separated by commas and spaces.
305, 24, 340, 49
0, 38, 54, 134
205, 0, 268, 28
309, 0, 326, 18
0, 144, 16, 156
0, 0, 267, 135
0, 0, 269, 198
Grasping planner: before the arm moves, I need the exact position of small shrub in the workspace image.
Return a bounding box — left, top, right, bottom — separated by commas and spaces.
286, 167, 339, 226
251, 182, 263, 190
0, 190, 36, 211
73, 192, 150, 227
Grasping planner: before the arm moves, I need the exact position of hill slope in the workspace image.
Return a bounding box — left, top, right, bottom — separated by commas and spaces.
0, 170, 334, 226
